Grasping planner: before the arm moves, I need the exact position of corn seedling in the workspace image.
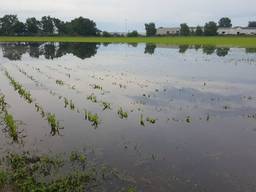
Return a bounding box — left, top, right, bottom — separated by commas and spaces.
87, 94, 97, 103
84, 110, 100, 127
117, 107, 128, 119
140, 114, 145, 126
64, 97, 69, 108
146, 117, 157, 124
101, 101, 111, 110
5, 71, 33, 103
4, 114, 18, 141
69, 100, 75, 110
56, 80, 64, 85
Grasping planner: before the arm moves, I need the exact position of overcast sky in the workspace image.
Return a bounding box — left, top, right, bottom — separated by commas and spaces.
0, 0, 255, 32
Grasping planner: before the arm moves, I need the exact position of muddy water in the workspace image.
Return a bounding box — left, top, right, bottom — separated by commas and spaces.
0, 43, 256, 192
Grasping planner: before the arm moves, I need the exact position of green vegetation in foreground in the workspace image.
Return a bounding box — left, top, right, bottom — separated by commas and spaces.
0, 36, 256, 47
0, 151, 137, 192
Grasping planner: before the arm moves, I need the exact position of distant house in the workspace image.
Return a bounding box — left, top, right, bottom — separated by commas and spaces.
217, 27, 256, 35
156, 27, 180, 35
156, 27, 203, 36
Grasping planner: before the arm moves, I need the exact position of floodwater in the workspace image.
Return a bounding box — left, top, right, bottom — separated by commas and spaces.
0, 42, 256, 192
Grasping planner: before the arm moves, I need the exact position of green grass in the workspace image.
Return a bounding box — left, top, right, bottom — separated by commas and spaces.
0, 36, 256, 47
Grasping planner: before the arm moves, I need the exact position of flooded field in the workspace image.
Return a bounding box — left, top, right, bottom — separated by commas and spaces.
0, 42, 256, 192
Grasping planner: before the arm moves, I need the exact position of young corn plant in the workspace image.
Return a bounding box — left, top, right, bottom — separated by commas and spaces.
84, 110, 100, 128
117, 107, 128, 119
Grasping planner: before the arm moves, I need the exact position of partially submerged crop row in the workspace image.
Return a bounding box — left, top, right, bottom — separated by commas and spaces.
5, 71, 33, 103
0, 94, 19, 141
4, 70, 63, 136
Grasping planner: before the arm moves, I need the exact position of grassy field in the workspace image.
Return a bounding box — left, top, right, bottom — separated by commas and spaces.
0, 36, 256, 47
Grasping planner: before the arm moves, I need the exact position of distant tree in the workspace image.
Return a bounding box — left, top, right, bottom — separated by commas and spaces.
0, 15, 21, 35
204, 21, 218, 36
180, 23, 190, 36
218, 17, 232, 27
41, 16, 55, 35
102, 31, 112, 37
248, 21, 256, 27
70, 17, 97, 36
26, 17, 41, 35
127, 30, 139, 37
145, 23, 156, 36
13, 21, 26, 35
195, 26, 203, 36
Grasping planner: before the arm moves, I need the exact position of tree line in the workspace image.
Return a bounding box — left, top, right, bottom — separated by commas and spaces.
0, 15, 98, 36
145, 17, 256, 36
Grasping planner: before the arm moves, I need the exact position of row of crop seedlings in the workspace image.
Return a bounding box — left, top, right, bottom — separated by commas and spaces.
16, 66, 101, 128
4, 70, 63, 136
0, 93, 19, 141
18, 65, 157, 127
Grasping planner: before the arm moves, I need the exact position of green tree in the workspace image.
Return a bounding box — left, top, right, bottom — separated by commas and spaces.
0, 15, 20, 35
26, 17, 41, 35
218, 17, 232, 27
41, 16, 55, 35
127, 30, 139, 37
248, 21, 256, 27
70, 17, 97, 36
145, 23, 156, 36
180, 23, 190, 36
204, 21, 218, 36
195, 26, 203, 36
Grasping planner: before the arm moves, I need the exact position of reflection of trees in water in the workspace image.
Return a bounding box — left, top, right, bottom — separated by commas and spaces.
216, 48, 230, 57
144, 44, 156, 55
0, 43, 98, 60
246, 48, 256, 53
57, 43, 98, 59
179, 45, 189, 53
202, 46, 216, 55
1, 43, 28, 60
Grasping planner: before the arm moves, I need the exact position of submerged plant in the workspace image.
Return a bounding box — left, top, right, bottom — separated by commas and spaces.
118, 107, 128, 119
186, 116, 191, 123
91, 84, 102, 90
64, 97, 69, 108
140, 114, 145, 126
56, 80, 64, 86
146, 117, 157, 124
69, 100, 75, 110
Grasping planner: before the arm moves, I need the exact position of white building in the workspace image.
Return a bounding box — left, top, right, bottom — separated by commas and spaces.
156, 27, 180, 35
156, 27, 203, 36
217, 27, 256, 35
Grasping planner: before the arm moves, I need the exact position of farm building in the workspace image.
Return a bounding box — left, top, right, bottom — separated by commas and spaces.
156, 27, 203, 36
156, 27, 180, 35
217, 27, 256, 35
